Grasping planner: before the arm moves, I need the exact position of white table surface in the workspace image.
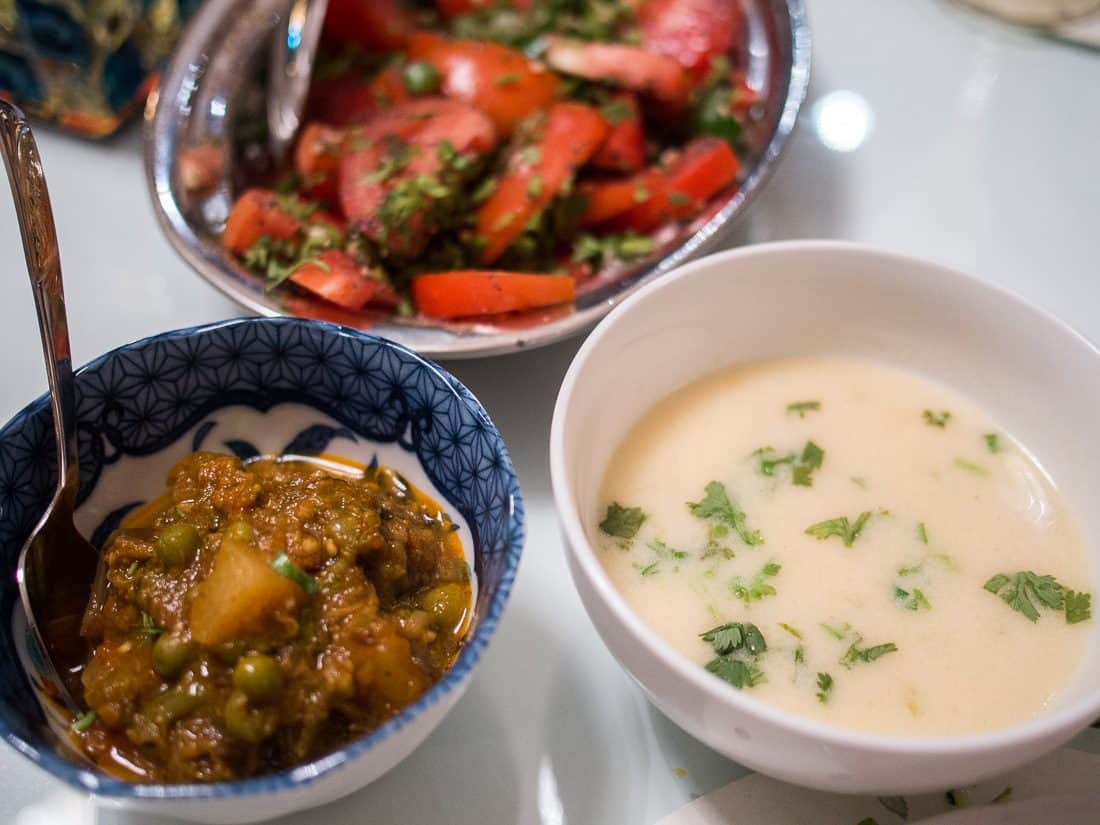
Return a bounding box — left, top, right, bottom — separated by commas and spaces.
2, 1, 1098, 823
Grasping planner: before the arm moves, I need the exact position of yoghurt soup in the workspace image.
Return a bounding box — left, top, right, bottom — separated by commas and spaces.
596, 357, 1093, 736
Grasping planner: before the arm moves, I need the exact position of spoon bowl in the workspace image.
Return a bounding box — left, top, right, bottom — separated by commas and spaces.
0, 100, 99, 716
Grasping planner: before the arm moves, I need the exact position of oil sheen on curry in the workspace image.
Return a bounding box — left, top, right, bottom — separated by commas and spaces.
73, 452, 471, 783
596, 357, 1094, 736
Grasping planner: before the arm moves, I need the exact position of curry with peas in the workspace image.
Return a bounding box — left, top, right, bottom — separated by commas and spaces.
73, 451, 471, 783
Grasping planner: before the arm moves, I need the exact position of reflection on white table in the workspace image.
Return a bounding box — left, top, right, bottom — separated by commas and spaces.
1, 1, 1098, 823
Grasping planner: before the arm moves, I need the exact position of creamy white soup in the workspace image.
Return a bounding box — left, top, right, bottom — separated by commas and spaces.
595, 357, 1093, 736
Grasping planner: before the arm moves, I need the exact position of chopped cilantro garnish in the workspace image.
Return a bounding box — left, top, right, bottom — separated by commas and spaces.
600, 98, 632, 124
984, 571, 1090, 624
667, 191, 691, 207
138, 612, 165, 637
635, 561, 660, 577
599, 502, 646, 539
923, 410, 951, 428
730, 561, 781, 606
779, 622, 802, 639
495, 72, 522, 85
805, 512, 873, 547
526, 173, 543, 199
633, 179, 651, 203
894, 585, 931, 611
272, 551, 319, 594
1066, 590, 1092, 624
571, 231, 654, 270
705, 657, 764, 689
945, 789, 969, 808
649, 539, 689, 560
954, 458, 988, 476
402, 61, 442, 94
916, 522, 928, 544
816, 672, 834, 703
992, 787, 1013, 804
688, 481, 763, 546
820, 621, 852, 640
753, 446, 795, 477
701, 622, 767, 688
787, 400, 820, 418
984, 433, 1002, 453
792, 441, 824, 487
898, 562, 923, 577
840, 639, 898, 669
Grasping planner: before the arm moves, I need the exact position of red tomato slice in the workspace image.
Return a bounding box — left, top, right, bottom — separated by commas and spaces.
589, 93, 646, 173
339, 98, 498, 248
295, 123, 345, 202
412, 271, 575, 319
322, 0, 413, 50
639, 0, 742, 83
577, 169, 664, 227
406, 32, 559, 135
288, 250, 399, 311
476, 102, 610, 264
543, 36, 691, 110
306, 74, 379, 127
223, 189, 300, 255
608, 137, 739, 233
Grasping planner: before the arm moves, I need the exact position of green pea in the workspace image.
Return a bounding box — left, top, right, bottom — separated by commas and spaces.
233, 654, 283, 704
223, 690, 275, 744
420, 583, 468, 631
223, 520, 254, 543
213, 639, 246, 665
402, 61, 442, 95
144, 685, 202, 722
156, 522, 200, 568
152, 633, 193, 679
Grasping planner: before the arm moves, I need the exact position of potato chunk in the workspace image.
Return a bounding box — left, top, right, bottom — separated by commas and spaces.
190, 539, 305, 647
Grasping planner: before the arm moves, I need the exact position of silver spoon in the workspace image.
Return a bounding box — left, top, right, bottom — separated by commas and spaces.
267, 0, 330, 162
1, 100, 99, 716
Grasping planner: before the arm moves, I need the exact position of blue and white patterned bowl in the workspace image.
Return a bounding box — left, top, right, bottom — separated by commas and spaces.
0, 317, 524, 823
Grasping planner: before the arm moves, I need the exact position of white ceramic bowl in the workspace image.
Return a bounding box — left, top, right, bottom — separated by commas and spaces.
549, 241, 1100, 794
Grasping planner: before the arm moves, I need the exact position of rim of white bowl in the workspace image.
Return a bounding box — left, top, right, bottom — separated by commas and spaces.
549, 239, 1100, 757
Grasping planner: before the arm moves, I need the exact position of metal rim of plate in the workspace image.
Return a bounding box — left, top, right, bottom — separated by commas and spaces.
145, 0, 812, 360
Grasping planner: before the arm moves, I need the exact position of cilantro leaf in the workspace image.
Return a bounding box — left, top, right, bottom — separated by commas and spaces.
894, 586, 931, 612
688, 481, 763, 546
705, 657, 764, 689
805, 512, 873, 547
984, 433, 1002, 453
787, 400, 820, 418
1065, 590, 1092, 624
923, 410, 951, 428
816, 672, 834, 703
634, 561, 660, 577
840, 640, 898, 669
954, 457, 988, 476
792, 440, 824, 487
599, 502, 646, 539
820, 621, 851, 640
779, 622, 802, 639
700, 622, 767, 656
916, 522, 928, 544
753, 446, 795, 477
983, 571, 1066, 622
649, 539, 689, 561
730, 561, 782, 606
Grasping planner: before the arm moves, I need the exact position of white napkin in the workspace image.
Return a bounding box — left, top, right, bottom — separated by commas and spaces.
658, 729, 1100, 824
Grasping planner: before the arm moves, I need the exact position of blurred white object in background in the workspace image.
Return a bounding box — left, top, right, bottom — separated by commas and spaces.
956, 0, 1100, 26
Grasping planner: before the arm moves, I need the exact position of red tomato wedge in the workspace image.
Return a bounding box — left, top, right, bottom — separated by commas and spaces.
322, 0, 413, 50
589, 94, 646, 173
223, 189, 300, 254
608, 137, 739, 232
406, 32, 559, 134
476, 102, 609, 264
295, 123, 345, 201
577, 169, 664, 227
412, 271, 575, 319
288, 251, 399, 311
543, 36, 691, 110
306, 74, 379, 127
639, 0, 742, 83
339, 98, 498, 238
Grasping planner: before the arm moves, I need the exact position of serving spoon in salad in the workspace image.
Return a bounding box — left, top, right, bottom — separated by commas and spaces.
1, 100, 99, 715
267, 0, 330, 162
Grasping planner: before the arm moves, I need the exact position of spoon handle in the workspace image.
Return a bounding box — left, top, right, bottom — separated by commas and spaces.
267, 0, 329, 161
0, 101, 79, 502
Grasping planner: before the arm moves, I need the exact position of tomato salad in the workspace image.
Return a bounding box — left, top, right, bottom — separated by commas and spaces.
224, 0, 759, 321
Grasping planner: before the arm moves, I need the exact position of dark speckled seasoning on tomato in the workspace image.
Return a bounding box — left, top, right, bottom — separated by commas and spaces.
74, 451, 471, 783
